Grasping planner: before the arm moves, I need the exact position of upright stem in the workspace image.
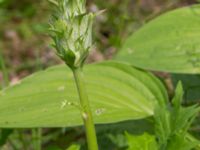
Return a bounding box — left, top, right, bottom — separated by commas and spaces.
18, 130, 28, 150
72, 67, 99, 150
34, 48, 42, 150
0, 48, 9, 87
32, 128, 42, 150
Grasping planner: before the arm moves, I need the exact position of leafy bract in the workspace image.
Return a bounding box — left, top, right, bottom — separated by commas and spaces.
0, 61, 167, 128
116, 5, 200, 74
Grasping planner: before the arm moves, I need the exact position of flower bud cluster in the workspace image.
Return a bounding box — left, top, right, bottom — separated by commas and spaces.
49, 0, 94, 68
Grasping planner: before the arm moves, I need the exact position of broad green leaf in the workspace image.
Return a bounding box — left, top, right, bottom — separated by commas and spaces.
0, 61, 167, 127
125, 132, 157, 150
116, 5, 200, 74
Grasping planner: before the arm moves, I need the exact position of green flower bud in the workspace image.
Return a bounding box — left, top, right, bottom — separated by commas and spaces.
49, 0, 94, 69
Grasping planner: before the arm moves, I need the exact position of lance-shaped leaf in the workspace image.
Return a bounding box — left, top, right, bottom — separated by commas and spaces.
0, 61, 167, 128
116, 5, 200, 74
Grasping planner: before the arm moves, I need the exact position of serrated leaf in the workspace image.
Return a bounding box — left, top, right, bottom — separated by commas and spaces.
67, 144, 80, 150
172, 105, 200, 133
170, 83, 200, 134
0, 61, 167, 127
172, 74, 200, 102
154, 104, 171, 147
154, 83, 200, 149
167, 134, 198, 150
125, 132, 157, 150
172, 82, 183, 108
96, 119, 154, 149
116, 5, 200, 74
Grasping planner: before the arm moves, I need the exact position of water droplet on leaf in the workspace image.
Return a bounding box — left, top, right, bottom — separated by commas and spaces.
43, 108, 48, 112
127, 48, 134, 54
58, 86, 65, 91
95, 108, 106, 116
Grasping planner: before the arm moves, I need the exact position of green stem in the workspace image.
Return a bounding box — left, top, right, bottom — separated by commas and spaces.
18, 130, 28, 150
72, 67, 99, 150
8, 139, 18, 150
0, 48, 9, 87
32, 128, 42, 150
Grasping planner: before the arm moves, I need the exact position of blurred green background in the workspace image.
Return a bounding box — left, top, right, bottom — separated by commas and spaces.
0, 0, 198, 84
0, 0, 199, 149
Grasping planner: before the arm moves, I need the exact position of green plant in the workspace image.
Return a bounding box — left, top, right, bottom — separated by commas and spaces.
0, 1, 200, 150
125, 83, 200, 150
0, 45, 9, 88
49, 0, 98, 149
115, 4, 200, 74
